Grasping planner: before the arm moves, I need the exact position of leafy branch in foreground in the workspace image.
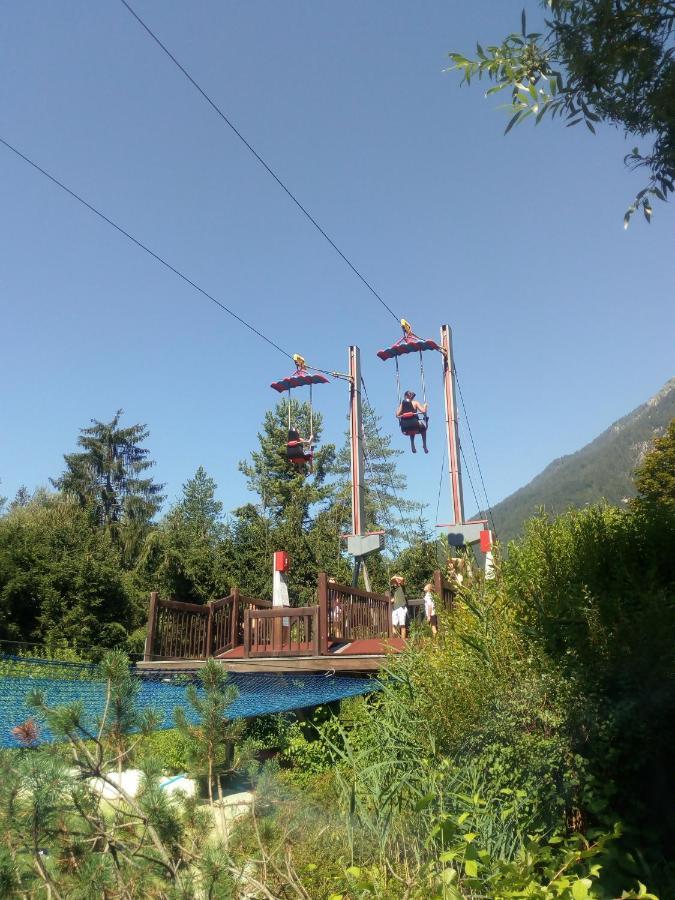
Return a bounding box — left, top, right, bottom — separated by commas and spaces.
448, 1, 675, 226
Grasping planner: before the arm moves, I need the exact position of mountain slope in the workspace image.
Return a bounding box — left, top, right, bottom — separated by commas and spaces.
488, 378, 675, 543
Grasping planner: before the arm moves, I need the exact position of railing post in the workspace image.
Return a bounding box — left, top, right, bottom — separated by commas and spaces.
243, 607, 250, 658
231, 588, 240, 649
318, 572, 329, 655
144, 591, 159, 661
312, 607, 320, 656
433, 569, 443, 604
205, 601, 214, 659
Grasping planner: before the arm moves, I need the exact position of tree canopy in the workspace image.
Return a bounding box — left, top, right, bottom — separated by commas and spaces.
634, 418, 675, 509
53, 409, 164, 529
449, 0, 675, 225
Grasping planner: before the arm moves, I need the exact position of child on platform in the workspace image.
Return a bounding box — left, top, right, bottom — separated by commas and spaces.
423, 582, 438, 636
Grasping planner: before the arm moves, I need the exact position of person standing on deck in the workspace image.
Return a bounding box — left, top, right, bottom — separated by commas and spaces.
423, 582, 438, 636
390, 575, 409, 640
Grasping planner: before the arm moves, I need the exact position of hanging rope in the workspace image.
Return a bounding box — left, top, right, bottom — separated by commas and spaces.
287, 390, 292, 431
394, 356, 402, 406
419, 351, 428, 406
309, 382, 314, 446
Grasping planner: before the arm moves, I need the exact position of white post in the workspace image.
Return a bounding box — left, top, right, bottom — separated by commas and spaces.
272, 568, 289, 607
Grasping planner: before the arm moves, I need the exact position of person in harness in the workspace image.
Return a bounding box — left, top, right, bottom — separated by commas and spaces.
286, 428, 314, 471
396, 390, 429, 453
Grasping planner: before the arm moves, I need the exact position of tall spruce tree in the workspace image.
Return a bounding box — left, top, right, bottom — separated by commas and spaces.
333, 401, 423, 556
235, 399, 337, 604
140, 467, 228, 603
54, 410, 165, 534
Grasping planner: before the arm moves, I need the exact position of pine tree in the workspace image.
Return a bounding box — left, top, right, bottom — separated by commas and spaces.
235, 399, 337, 604
10, 486, 31, 509
177, 466, 224, 538
333, 401, 423, 556
634, 419, 675, 510
140, 467, 229, 603
239, 399, 335, 520
53, 410, 165, 538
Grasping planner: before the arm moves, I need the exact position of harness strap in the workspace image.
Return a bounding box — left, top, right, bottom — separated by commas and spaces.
419, 351, 427, 406
309, 382, 314, 449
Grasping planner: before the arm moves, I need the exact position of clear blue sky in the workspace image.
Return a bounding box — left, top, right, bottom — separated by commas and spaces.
1, 0, 673, 534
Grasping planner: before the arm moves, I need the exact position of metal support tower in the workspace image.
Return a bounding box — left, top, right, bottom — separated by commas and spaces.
439, 324, 486, 547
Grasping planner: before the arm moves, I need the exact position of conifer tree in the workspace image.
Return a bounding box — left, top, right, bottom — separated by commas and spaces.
53, 410, 165, 556
141, 467, 228, 603
634, 419, 675, 510
235, 399, 337, 604
333, 401, 422, 556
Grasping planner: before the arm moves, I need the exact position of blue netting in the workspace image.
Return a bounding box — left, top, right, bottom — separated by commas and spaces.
0, 656, 380, 748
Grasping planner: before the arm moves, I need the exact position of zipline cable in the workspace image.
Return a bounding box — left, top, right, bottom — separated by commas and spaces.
434, 446, 446, 568
117, 0, 495, 528
117, 0, 401, 326
0, 136, 297, 363
434, 444, 446, 527
458, 441, 483, 533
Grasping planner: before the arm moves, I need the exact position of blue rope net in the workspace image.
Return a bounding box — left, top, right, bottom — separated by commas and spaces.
0, 655, 380, 748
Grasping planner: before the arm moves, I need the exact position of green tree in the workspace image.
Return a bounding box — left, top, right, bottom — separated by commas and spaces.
175, 465, 223, 537
391, 529, 447, 596
54, 409, 165, 529
449, 1, 675, 224
634, 418, 675, 509
333, 401, 423, 555
239, 398, 335, 520
0, 496, 132, 652
236, 399, 338, 604
10, 486, 31, 510
139, 467, 229, 603
174, 659, 246, 807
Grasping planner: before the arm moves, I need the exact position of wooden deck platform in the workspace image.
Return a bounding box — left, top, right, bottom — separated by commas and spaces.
142, 572, 454, 675
138, 637, 406, 674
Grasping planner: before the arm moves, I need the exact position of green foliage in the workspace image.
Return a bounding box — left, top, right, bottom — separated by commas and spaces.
0, 496, 133, 652
634, 418, 675, 510
53, 409, 165, 561
138, 728, 193, 774
504, 502, 675, 877
0, 651, 233, 896
248, 498, 671, 896
235, 399, 342, 604
138, 466, 230, 603
174, 659, 247, 804
449, 1, 675, 224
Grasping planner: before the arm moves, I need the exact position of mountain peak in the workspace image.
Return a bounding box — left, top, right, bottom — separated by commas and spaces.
487, 378, 675, 543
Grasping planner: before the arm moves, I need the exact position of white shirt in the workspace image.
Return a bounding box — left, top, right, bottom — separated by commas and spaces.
424, 590, 435, 618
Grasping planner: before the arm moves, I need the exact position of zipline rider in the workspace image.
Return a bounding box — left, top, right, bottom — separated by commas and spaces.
396, 390, 429, 454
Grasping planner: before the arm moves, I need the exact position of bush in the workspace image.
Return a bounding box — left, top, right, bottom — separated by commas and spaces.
138, 728, 193, 774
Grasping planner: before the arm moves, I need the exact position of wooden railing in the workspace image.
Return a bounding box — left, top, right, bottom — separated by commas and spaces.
146, 572, 452, 661
433, 569, 456, 609
243, 606, 319, 658
144, 590, 272, 661
318, 574, 392, 649
146, 595, 210, 661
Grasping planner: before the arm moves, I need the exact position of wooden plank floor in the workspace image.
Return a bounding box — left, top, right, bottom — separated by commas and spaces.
137, 638, 405, 674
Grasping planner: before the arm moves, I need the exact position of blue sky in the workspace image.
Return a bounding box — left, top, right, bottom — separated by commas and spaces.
1, 0, 673, 534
